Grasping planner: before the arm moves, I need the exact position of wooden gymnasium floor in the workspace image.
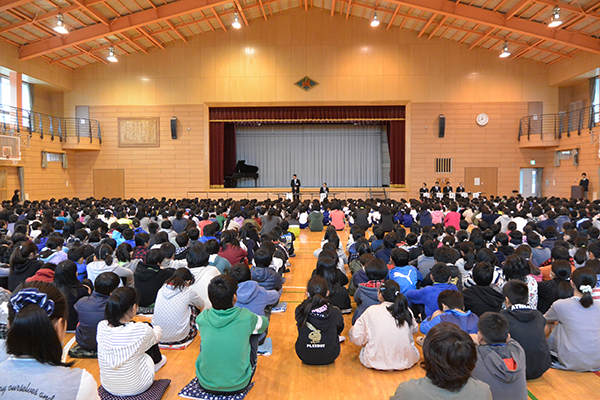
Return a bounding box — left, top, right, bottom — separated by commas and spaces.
67, 228, 600, 400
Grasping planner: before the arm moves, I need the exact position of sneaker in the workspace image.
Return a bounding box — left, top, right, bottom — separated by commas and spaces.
154, 355, 167, 372
341, 308, 352, 314
338, 336, 346, 343
416, 336, 425, 347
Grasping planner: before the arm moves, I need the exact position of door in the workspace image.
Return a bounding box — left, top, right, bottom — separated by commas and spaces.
93, 169, 124, 199
464, 167, 498, 197
520, 168, 542, 198
75, 106, 90, 139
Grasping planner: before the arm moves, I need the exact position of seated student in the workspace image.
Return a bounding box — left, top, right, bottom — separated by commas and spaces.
122, 228, 136, 248
350, 251, 374, 296
0, 282, 100, 399
38, 235, 68, 266
199, 222, 219, 243
312, 253, 351, 313
463, 262, 505, 317
132, 232, 150, 261
251, 248, 283, 292
420, 290, 479, 335
68, 246, 88, 282
536, 259, 573, 314
87, 243, 135, 288
405, 263, 458, 318
295, 275, 344, 365
308, 201, 324, 232
218, 230, 248, 266
545, 267, 600, 371
471, 312, 527, 400
206, 238, 232, 273
230, 262, 280, 322
25, 261, 55, 284
501, 280, 551, 380
391, 322, 492, 400
350, 280, 419, 370
374, 232, 398, 264
158, 242, 187, 270
195, 275, 269, 394
73, 272, 120, 356
352, 258, 389, 324
329, 203, 346, 231
134, 248, 175, 308
187, 243, 221, 309
370, 226, 385, 252
97, 287, 166, 396
279, 220, 296, 257
410, 239, 437, 278
152, 268, 204, 345
387, 248, 423, 294
174, 232, 190, 260
53, 260, 91, 330
8, 240, 44, 291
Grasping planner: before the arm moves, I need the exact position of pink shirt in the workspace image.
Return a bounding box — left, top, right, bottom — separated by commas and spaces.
444, 211, 461, 229
330, 210, 346, 230
431, 210, 445, 225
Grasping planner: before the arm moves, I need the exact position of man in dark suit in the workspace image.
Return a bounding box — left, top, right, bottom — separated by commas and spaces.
291, 174, 301, 201
443, 182, 453, 195
580, 173, 590, 199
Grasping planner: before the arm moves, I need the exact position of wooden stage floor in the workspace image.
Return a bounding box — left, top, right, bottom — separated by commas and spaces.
68, 229, 598, 400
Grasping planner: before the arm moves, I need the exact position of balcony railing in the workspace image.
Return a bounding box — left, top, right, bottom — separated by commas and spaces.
0, 103, 101, 144
518, 105, 599, 141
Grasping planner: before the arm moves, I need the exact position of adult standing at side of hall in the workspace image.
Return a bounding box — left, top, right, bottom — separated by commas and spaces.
291, 174, 301, 201
580, 173, 589, 199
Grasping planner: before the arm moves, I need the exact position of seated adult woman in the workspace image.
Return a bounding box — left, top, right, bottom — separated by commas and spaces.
390, 322, 492, 399
97, 287, 166, 396
0, 281, 99, 399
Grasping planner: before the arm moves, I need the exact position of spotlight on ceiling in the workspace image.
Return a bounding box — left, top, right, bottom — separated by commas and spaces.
53, 13, 69, 34
232, 13, 242, 29
370, 11, 380, 27
499, 41, 511, 58
107, 47, 118, 63
548, 6, 563, 28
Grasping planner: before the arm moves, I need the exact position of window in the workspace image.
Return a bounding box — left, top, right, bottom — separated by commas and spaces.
46, 152, 62, 162
594, 77, 600, 124
0, 76, 32, 127
0, 77, 9, 124
435, 158, 453, 173
22, 82, 31, 128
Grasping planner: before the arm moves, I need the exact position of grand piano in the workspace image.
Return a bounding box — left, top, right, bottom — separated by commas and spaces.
224, 160, 259, 188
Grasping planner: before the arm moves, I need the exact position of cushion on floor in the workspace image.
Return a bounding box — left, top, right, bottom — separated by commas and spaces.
98, 379, 171, 400
178, 378, 253, 400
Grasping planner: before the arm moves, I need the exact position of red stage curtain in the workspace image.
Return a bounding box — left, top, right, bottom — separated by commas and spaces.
387, 120, 406, 186
209, 105, 405, 122
209, 122, 224, 186
210, 122, 237, 186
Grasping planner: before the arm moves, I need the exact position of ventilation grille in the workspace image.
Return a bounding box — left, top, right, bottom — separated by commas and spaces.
435, 158, 452, 173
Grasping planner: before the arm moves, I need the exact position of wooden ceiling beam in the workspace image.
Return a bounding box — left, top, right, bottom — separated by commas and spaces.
418, 13, 436, 37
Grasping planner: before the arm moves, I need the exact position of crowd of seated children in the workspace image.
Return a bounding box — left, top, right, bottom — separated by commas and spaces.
471, 312, 528, 400
152, 267, 204, 345
350, 280, 419, 370
295, 275, 344, 365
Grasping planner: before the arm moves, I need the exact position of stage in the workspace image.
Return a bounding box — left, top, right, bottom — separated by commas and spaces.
188, 187, 410, 201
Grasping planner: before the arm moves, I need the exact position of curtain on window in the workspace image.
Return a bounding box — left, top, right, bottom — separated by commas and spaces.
41, 151, 48, 168
590, 76, 598, 130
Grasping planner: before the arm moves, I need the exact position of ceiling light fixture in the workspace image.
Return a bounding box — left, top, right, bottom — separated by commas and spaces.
370, 11, 380, 27
232, 13, 242, 29
107, 47, 118, 62
53, 14, 69, 34
548, 6, 563, 28
499, 41, 511, 58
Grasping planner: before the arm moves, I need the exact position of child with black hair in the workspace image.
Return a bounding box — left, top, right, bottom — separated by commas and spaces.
544, 266, 600, 371
206, 238, 232, 273
463, 262, 505, 317
134, 248, 175, 308
38, 235, 68, 265
471, 312, 527, 400
387, 247, 423, 294
251, 248, 283, 291
98, 287, 166, 396
159, 242, 188, 270
352, 258, 389, 324
420, 290, 479, 335
500, 280, 551, 380
71, 271, 121, 358
536, 259, 573, 314
195, 275, 268, 394
231, 262, 280, 326
312, 253, 351, 313
295, 275, 344, 365
405, 263, 458, 318
87, 243, 135, 288
152, 268, 204, 345
279, 220, 296, 257
350, 280, 419, 370
53, 260, 90, 330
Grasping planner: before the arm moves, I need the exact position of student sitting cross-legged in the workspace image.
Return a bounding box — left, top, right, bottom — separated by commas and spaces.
471, 312, 528, 400
195, 275, 269, 395
405, 263, 458, 319
420, 290, 479, 336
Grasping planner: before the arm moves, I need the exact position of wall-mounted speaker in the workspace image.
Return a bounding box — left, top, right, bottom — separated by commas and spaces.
171, 117, 178, 139
438, 114, 445, 138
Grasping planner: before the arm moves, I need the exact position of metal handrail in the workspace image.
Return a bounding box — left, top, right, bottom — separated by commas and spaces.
0, 103, 101, 143
518, 104, 599, 141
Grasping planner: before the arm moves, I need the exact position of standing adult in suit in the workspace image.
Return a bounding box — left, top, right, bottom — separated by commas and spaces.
291, 174, 301, 201
580, 173, 590, 199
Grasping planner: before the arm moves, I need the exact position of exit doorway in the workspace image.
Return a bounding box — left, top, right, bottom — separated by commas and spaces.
520, 168, 543, 198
